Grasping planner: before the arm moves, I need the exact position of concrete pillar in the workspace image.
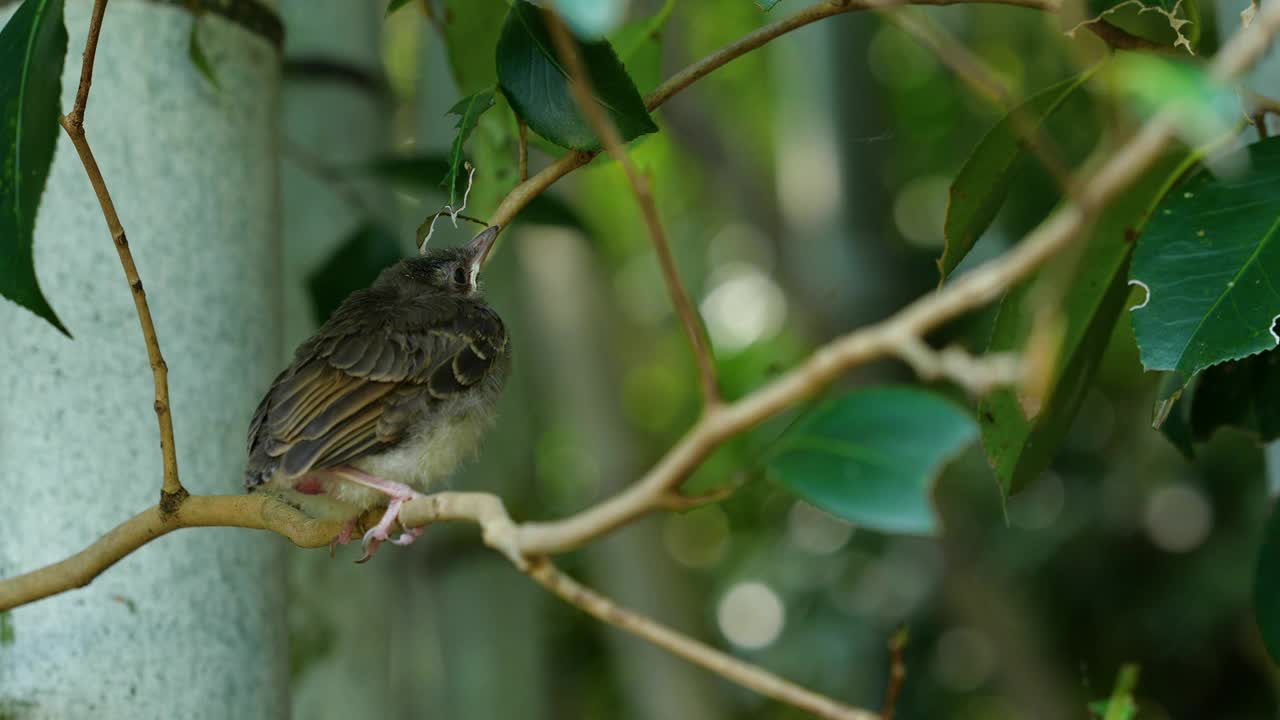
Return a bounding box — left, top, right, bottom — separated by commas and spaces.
0, 1, 286, 718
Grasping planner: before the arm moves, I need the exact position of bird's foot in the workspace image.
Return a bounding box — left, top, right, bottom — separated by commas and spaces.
332, 467, 427, 563
329, 519, 357, 558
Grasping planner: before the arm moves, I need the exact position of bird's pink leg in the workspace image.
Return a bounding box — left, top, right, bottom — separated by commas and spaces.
331, 467, 426, 562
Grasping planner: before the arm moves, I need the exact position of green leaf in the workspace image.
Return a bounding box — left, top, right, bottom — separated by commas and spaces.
439, 0, 508, 94
441, 90, 496, 207
756, 0, 784, 9
1087, 664, 1141, 720
1181, 348, 1280, 443
607, 0, 674, 96
1109, 55, 1235, 145
1078, 0, 1197, 52
981, 152, 1190, 496
0, 0, 68, 335
556, 0, 628, 39
307, 223, 404, 325
768, 387, 977, 535
1255, 504, 1280, 664
385, 0, 414, 17
187, 19, 220, 90
939, 69, 1097, 283
1130, 137, 1280, 378
365, 153, 451, 190
496, 0, 658, 151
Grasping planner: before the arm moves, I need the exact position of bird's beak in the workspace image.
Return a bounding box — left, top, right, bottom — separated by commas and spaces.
466, 226, 500, 269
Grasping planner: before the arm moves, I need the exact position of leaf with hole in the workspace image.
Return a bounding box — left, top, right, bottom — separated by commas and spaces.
496, 0, 657, 151
939, 68, 1097, 283
1130, 137, 1280, 378
767, 387, 977, 535
0, 0, 69, 335
441, 90, 496, 207
981, 151, 1191, 496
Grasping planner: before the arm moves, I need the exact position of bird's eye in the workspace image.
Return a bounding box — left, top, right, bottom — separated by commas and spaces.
453, 267, 468, 287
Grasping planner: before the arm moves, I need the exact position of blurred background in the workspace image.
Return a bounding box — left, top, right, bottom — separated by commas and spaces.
3, 0, 1279, 717
279, 1, 1279, 718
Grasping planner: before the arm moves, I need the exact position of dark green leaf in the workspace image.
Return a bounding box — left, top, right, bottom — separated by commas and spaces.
1156, 371, 1196, 459
365, 153, 451, 191
385, 0, 414, 16
607, 0, 674, 96
307, 223, 405, 325
0, 0, 68, 335
939, 69, 1097, 282
187, 20, 220, 90
981, 152, 1190, 496
1130, 137, 1280, 378
1255, 504, 1280, 663
496, 0, 657, 151
1079, 0, 1197, 52
768, 387, 977, 535
1183, 348, 1280, 443
442, 90, 496, 207
439, 0, 508, 94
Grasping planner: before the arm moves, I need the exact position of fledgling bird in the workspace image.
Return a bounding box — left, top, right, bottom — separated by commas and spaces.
243, 226, 510, 561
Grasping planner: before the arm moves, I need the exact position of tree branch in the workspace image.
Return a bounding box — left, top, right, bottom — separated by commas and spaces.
59, 0, 185, 507
525, 558, 878, 720
544, 7, 721, 405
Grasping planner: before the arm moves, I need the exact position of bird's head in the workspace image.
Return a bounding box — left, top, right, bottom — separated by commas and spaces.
386, 225, 500, 298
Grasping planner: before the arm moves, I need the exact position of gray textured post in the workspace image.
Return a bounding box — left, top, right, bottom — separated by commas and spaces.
0, 2, 286, 718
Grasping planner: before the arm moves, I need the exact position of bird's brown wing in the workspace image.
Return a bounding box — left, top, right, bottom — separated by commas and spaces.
245, 293, 507, 486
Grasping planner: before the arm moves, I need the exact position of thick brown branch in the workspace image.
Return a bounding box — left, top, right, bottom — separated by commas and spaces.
60, 0, 184, 504
544, 8, 720, 405
0, 495, 340, 611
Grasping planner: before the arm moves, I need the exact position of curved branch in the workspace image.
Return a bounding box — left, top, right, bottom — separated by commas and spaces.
0, 495, 340, 610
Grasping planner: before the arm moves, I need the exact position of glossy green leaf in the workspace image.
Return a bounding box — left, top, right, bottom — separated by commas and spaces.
768, 387, 977, 535
439, 0, 508, 94
1130, 137, 1280, 378
441, 90, 496, 207
385, 0, 414, 16
187, 20, 220, 90
307, 223, 404, 325
1255, 503, 1280, 663
556, 0, 627, 39
496, 0, 657, 151
608, 0, 674, 96
939, 69, 1096, 283
0, 0, 68, 335
981, 152, 1190, 496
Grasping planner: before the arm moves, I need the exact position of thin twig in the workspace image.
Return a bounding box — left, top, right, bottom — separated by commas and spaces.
59, 0, 185, 508
881, 627, 908, 720
526, 558, 877, 720
544, 8, 720, 405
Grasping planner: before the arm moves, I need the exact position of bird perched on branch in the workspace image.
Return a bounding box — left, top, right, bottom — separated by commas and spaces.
243, 226, 510, 561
